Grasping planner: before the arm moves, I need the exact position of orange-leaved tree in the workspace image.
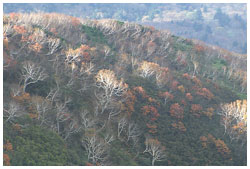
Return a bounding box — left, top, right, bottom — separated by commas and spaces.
170, 103, 184, 119
191, 104, 203, 118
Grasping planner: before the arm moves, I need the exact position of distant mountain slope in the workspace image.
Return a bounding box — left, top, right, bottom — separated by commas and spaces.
3, 13, 247, 166
3, 3, 247, 54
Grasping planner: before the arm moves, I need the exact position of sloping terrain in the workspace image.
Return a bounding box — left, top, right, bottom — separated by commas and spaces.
4, 3, 247, 54
3, 13, 247, 166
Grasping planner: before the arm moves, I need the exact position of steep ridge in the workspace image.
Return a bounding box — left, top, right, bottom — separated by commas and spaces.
3, 13, 247, 166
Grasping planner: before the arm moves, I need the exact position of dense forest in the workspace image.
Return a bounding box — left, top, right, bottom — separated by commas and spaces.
3, 12, 247, 166
3, 3, 247, 54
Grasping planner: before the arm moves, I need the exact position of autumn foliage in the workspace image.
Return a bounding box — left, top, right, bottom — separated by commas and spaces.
142, 105, 160, 133
4, 140, 13, 151
220, 100, 247, 142
13, 25, 27, 34
203, 107, 214, 119
122, 90, 136, 116
147, 123, 158, 134
133, 86, 148, 99
29, 42, 43, 53
214, 139, 231, 159
50, 27, 58, 35
12, 92, 31, 103
3, 153, 11, 166
66, 44, 91, 64
171, 81, 179, 91
141, 105, 159, 117
12, 123, 22, 131
9, 12, 20, 21
79, 44, 91, 62
170, 103, 184, 119
2, 12, 246, 166
196, 88, 214, 100
177, 85, 185, 93
194, 44, 205, 53
191, 104, 203, 117
185, 93, 193, 101
70, 17, 81, 27
172, 121, 186, 132
181, 99, 187, 106
3, 37, 9, 50
201, 134, 232, 160
159, 91, 174, 104
182, 73, 191, 80
86, 162, 94, 166
192, 76, 202, 87
147, 40, 156, 54
200, 136, 208, 148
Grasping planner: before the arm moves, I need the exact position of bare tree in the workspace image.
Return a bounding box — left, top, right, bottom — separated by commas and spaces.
10, 84, 22, 97
80, 110, 96, 130
219, 100, 247, 144
117, 117, 127, 138
218, 104, 232, 135
3, 23, 14, 37
104, 133, 114, 145
79, 62, 95, 77
21, 61, 48, 92
107, 103, 122, 121
32, 97, 51, 126
30, 28, 47, 45
82, 135, 108, 165
46, 38, 61, 55
144, 138, 166, 166
130, 56, 139, 70
137, 61, 160, 79
55, 97, 72, 134
65, 48, 81, 64
65, 76, 75, 88
3, 101, 23, 123
127, 122, 141, 142
192, 60, 199, 77
63, 119, 81, 140
103, 45, 111, 59
95, 69, 128, 98
77, 62, 95, 93
46, 87, 61, 103
94, 92, 111, 116
95, 69, 128, 115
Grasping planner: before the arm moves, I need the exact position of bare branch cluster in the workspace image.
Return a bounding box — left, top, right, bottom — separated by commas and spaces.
3, 102, 23, 123
144, 138, 166, 166
219, 100, 247, 144
21, 61, 48, 92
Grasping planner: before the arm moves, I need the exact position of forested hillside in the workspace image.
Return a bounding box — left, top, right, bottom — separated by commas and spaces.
3, 3, 247, 54
3, 13, 247, 166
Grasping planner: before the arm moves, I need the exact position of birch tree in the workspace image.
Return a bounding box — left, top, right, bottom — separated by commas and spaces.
219, 100, 247, 144
95, 69, 128, 115
80, 110, 96, 130
21, 61, 48, 92
144, 138, 166, 166
47, 37, 61, 55
3, 102, 23, 123
32, 96, 51, 126
82, 135, 109, 165
55, 97, 72, 134
10, 84, 22, 97
127, 122, 141, 142
63, 119, 81, 140
117, 117, 127, 138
